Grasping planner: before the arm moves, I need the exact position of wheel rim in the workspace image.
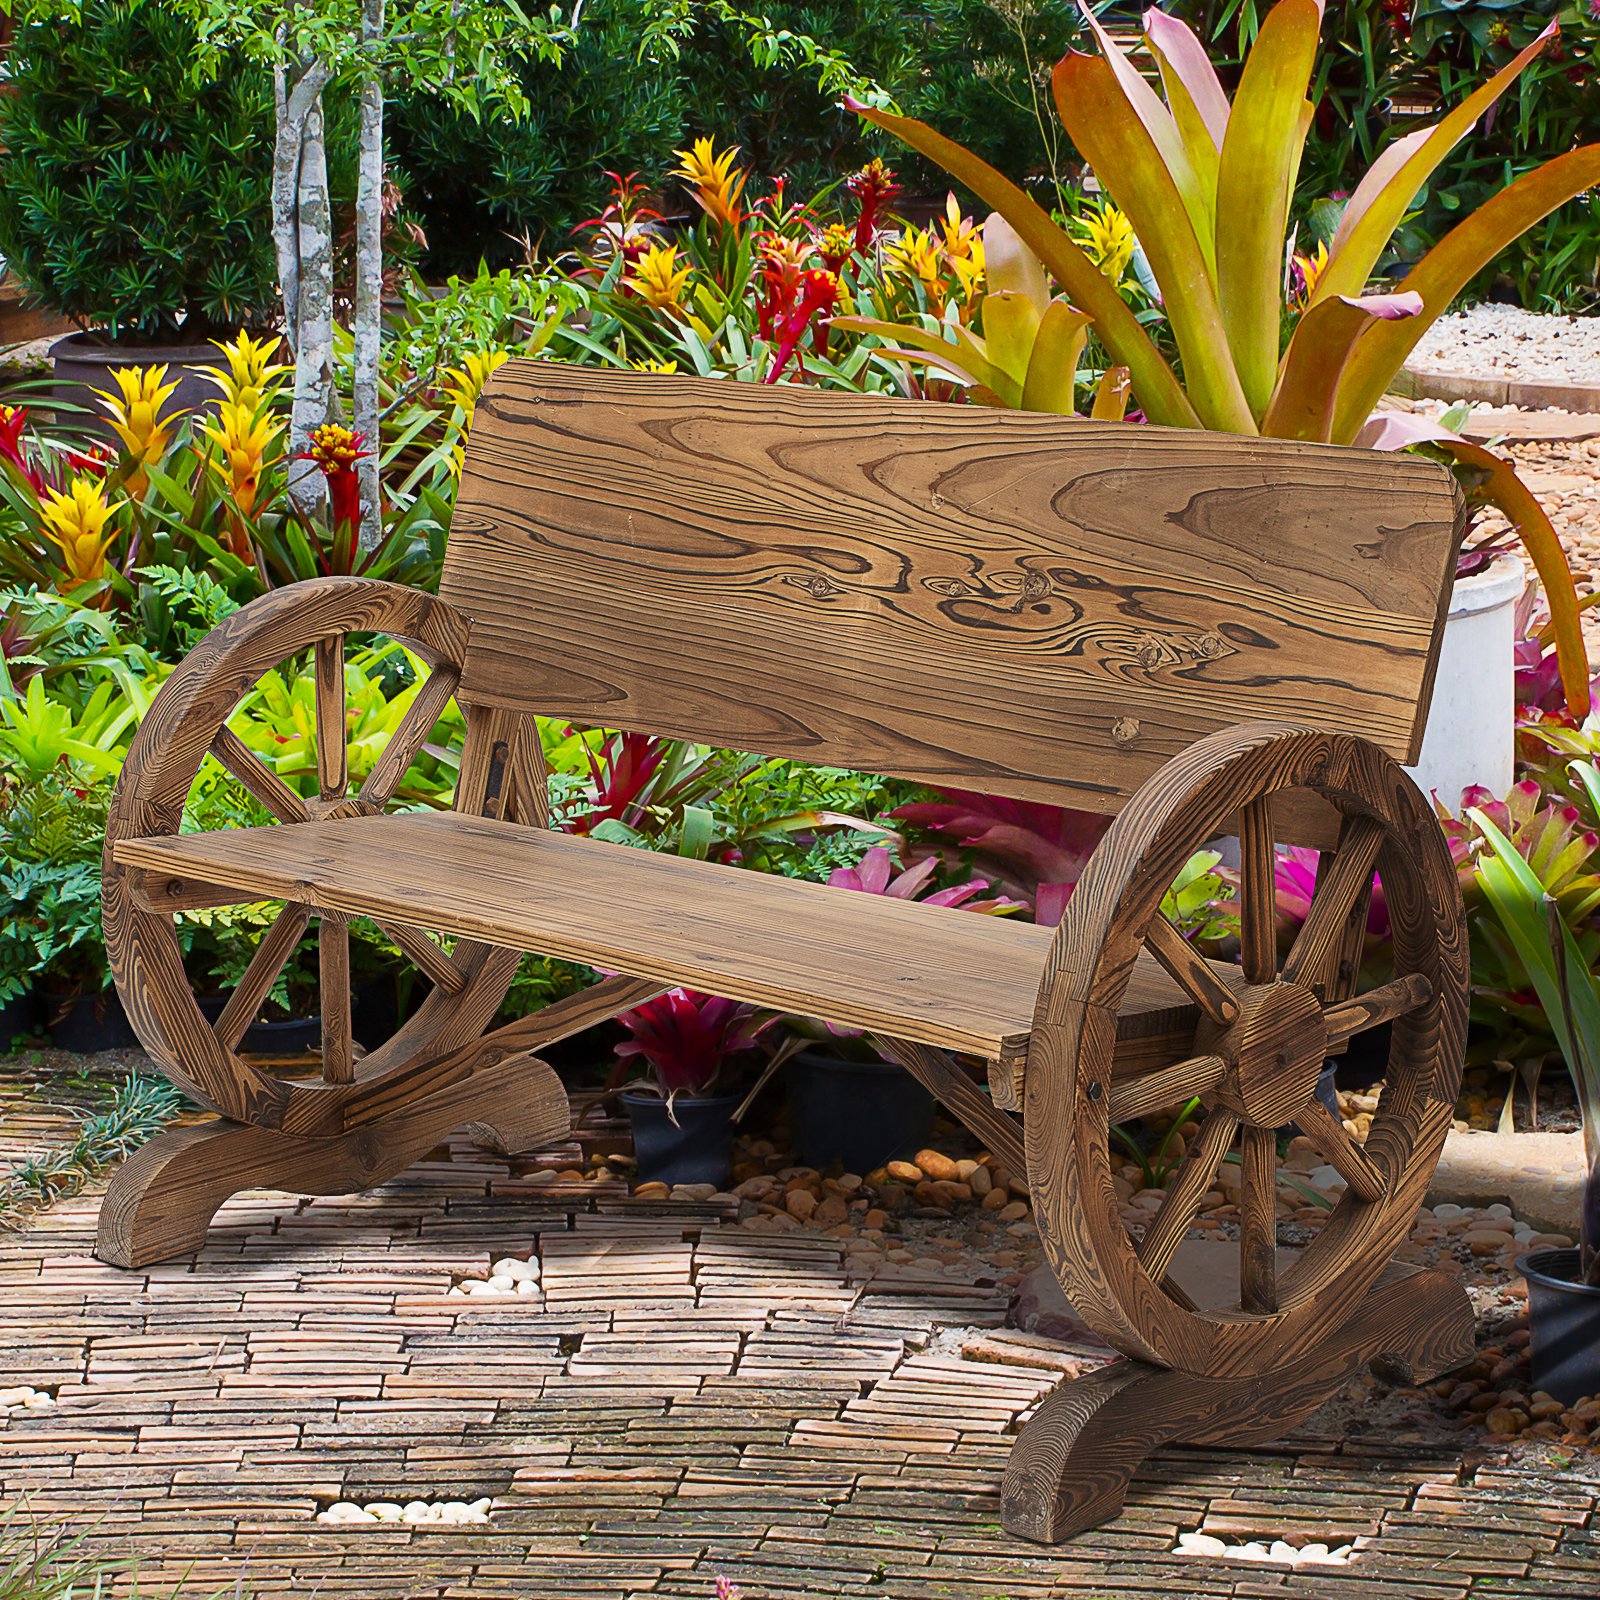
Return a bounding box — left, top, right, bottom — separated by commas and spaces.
103, 578, 525, 1132
1023, 724, 1468, 1378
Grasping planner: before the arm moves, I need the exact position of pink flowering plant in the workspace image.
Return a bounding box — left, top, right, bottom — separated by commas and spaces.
615, 988, 775, 1101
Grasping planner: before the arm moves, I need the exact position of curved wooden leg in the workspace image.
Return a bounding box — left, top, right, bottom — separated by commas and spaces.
1002, 1262, 1474, 1544
96, 1049, 569, 1269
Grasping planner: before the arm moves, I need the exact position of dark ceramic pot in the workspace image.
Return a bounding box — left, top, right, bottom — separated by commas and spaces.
195, 975, 400, 1055
44, 986, 139, 1053
50, 331, 222, 437
787, 1049, 935, 1175
620, 1088, 740, 1188
1518, 1247, 1600, 1406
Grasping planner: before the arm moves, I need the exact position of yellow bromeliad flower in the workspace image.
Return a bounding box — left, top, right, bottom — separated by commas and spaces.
630, 359, 679, 374
440, 349, 511, 413
203, 400, 283, 519
625, 242, 692, 314
672, 138, 748, 230
94, 365, 181, 493
885, 223, 945, 302
939, 194, 982, 262
204, 330, 291, 414
39, 476, 118, 591
1289, 239, 1330, 312
1071, 200, 1137, 287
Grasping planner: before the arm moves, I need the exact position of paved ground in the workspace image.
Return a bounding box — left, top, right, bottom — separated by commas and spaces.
2, 1121, 1598, 1600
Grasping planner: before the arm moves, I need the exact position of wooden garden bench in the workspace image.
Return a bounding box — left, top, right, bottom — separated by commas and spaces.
100, 366, 1475, 1542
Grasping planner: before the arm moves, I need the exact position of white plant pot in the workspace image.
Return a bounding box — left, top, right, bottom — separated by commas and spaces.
1405, 554, 1525, 811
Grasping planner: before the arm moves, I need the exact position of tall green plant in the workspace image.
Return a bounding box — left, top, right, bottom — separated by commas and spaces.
0, 1, 278, 340
1472, 767, 1600, 1284
849, 1, 1600, 716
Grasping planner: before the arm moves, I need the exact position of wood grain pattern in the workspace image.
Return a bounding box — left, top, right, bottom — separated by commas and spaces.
117, 812, 1053, 1063
1001, 1262, 1474, 1543
444, 365, 1463, 812
96, 1047, 570, 1270
1022, 722, 1469, 1378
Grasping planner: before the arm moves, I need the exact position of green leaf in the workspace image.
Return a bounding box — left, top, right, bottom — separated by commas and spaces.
1332, 145, 1600, 442
847, 98, 1200, 429
1213, 0, 1322, 421
1315, 24, 1559, 305
1052, 53, 1254, 433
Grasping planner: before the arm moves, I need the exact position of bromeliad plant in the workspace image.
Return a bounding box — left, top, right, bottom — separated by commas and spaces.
615, 988, 774, 1100
849, 1, 1600, 716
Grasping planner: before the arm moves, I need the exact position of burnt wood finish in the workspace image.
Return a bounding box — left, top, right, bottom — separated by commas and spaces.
98, 374, 1476, 1546
444, 366, 1462, 813
96, 1048, 570, 1270
1002, 1262, 1474, 1543
1023, 723, 1467, 1378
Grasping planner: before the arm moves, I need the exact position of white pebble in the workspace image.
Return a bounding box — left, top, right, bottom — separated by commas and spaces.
514, 1278, 538, 1297
1176, 1532, 1228, 1557
368, 1502, 404, 1521
492, 1257, 539, 1283
1487, 1202, 1512, 1218
317, 1503, 377, 1524
21, 1394, 52, 1410
1433, 1202, 1464, 1219
485, 1274, 516, 1293
1269, 1540, 1300, 1563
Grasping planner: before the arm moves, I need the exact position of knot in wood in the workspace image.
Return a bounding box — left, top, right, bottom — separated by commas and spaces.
1202, 982, 1327, 1129
1110, 716, 1140, 747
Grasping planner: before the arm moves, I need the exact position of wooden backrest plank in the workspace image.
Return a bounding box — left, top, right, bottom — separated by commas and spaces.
442, 366, 1463, 812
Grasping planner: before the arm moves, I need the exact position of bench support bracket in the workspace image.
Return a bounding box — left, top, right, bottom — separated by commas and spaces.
97, 1047, 570, 1270
1001, 1261, 1473, 1543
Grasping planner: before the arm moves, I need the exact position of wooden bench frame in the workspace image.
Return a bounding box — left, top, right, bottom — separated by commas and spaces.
98, 368, 1475, 1542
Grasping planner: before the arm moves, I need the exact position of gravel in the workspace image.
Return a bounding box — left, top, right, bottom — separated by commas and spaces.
1410, 303, 1600, 386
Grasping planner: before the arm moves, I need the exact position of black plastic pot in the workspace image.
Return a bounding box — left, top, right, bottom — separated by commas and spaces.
0, 989, 38, 1048
787, 1049, 935, 1175
1518, 1247, 1600, 1405
620, 1088, 740, 1188
44, 986, 140, 1053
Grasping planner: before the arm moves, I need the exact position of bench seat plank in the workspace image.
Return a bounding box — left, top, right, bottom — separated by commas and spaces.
114, 813, 1232, 1069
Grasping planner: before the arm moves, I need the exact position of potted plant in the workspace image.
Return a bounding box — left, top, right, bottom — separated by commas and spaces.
0, 1, 278, 419
786, 846, 1024, 1173
1471, 778, 1600, 1403
614, 988, 773, 1188
845, 2, 1600, 756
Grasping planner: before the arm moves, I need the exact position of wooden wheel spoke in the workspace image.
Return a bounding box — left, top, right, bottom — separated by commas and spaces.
1145, 914, 1238, 1027
1239, 797, 1277, 986
319, 916, 353, 1084
1323, 973, 1432, 1053
1282, 816, 1385, 989
1239, 1125, 1279, 1313
315, 635, 348, 801
210, 725, 309, 825
374, 917, 466, 996
213, 903, 312, 1051
1295, 1097, 1386, 1203
1137, 1107, 1239, 1282
357, 663, 462, 810
1109, 1053, 1226, 1124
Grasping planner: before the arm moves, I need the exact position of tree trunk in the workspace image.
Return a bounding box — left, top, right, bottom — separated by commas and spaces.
288, 88, 336, 514
352, 0, 386, 552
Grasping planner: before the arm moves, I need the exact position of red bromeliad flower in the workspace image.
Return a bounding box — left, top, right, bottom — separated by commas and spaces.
847, 158, 901, 255
615, 988, 773, 1098
762, 269, 840, 385
0, 405, 44, 495
299, 422, 371, 560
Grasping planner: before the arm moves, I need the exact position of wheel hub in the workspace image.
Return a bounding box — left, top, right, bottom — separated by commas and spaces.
1204, 981, 1327, 1128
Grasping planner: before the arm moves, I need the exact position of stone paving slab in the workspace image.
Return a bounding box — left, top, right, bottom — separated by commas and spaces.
0, 1136, 1595, 1599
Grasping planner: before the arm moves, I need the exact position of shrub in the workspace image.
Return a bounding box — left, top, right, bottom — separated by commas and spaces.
388, 0, 686, 274
0, 0, 278, 341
